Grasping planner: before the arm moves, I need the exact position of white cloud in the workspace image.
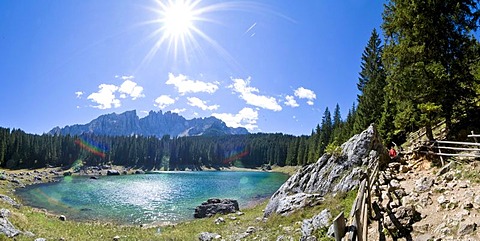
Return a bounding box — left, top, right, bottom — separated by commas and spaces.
119, 79, 145, 100
87, 84, 121, 109
229, 77, 282, 111
213, 107, 259, 131
284, 95, 299, 107
170, 108, 186, 114
166, 73, 219, 95
154, 95, 176, 109
86, 75, 145, 109
294, 87, 316, 105
187, 97, 219, 111
75, 91, 84, 99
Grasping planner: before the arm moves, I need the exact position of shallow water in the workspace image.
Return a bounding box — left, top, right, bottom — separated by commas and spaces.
17, 171, 288, 224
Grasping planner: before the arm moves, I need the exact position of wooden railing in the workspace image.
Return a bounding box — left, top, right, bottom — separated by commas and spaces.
416, 132, 480, 166
332, 163, 379, 241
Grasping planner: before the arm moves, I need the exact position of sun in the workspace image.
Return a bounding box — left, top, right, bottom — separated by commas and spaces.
142, 0, 262, 65
160, 0, 197, 41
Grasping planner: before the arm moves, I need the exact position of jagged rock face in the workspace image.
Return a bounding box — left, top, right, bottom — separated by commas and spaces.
264, 124, 388, 216
48, 110, 249, 137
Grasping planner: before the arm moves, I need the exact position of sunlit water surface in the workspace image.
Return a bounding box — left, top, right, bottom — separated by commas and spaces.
17, 171, 288, 224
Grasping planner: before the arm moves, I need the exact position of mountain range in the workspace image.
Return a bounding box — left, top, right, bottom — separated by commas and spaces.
48, 110, 249, 137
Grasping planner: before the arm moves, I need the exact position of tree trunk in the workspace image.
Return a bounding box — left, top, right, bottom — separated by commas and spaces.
425, 123, 434, 141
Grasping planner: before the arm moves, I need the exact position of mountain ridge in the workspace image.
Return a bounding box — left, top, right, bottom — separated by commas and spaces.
48, 110, 249, 137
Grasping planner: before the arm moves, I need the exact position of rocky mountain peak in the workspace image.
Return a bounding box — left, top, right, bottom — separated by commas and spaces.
48, 110, 249, 137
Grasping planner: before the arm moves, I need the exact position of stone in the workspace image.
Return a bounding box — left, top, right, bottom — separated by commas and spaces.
63, 171, 72, 176
246, 226, 256, 234
437, 195, 448, 205
415, 234, 434, 241
113, 236, 120, 241
198, 232, 221, 241
457, 222, 476, 236
301, 209, 331, 238
34, 239, 46, 241
414, 176, 434, 193
59, 215, 66, 221
265, 125, 388, 217
106, 170, 120, 176
90, 176, 99, 180
390, 179, 401, 189
194, 198, 239, 218
236, 211, 244, 216
214, 217, 225, 225
0, 195, 20, 208
134, 170, 145, 174
399, 165, 410, 173
275, 193, 324, 216
0, 209, 20, 237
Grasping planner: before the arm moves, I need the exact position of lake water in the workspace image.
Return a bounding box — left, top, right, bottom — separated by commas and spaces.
16, 171, 288, 225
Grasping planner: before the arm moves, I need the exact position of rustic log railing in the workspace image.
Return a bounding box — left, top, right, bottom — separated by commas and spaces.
416, 132, 480, 166
332, 162, 379, 241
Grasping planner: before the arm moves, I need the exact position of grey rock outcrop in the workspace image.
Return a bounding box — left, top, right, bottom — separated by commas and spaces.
0, 195, 20, 208
0, 209, 20, 237
264, 125, 388, 216
301, 209, 332, 240
194, 198, 239, 218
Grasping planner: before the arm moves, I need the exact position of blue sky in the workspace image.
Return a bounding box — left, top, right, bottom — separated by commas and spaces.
0, 0, 385, 136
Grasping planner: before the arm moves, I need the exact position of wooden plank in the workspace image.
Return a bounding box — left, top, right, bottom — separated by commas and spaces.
417, 151, 480, 157
435, 146, 480, 152
333, 212, 345, 241
350, 180, 366, 218
467, 134, 480, 138
362, 202, 368, 241
430, 140, 480, 146
355, 208, 363, 241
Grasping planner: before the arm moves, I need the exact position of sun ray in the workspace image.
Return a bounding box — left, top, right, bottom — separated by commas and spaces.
137, 0, 293, 70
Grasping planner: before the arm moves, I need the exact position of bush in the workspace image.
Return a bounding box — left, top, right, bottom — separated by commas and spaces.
325, 142, 342, 157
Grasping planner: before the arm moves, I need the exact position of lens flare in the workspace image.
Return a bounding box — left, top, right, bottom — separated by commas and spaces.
74, 137, 108, 158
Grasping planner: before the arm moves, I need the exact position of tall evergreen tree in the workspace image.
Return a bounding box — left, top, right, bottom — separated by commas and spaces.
318, 107, 332, 155
382, 0, 479, 139
354, 28, 386, 134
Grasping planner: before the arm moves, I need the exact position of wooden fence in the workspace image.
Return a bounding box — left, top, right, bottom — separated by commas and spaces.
417, 132, 480, 166
332, 163, 379, 241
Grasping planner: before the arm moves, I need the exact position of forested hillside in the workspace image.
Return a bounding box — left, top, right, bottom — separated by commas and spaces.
0, 109, 355, 170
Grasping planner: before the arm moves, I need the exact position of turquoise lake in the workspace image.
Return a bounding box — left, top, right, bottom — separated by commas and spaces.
16, 171, 288, 225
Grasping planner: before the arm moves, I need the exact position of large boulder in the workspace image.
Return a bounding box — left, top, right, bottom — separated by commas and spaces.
264, 124, 388, 216
194, 198, 239, 218
106, 170, 120, 176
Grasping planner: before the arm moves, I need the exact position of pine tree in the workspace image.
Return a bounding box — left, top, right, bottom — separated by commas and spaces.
382, 0, 479, 139
318, 107, 332, 155
354, 29, 386, 134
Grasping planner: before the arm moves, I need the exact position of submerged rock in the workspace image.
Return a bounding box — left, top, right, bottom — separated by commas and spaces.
194, 198, 239, 218
264, 124, 388, 216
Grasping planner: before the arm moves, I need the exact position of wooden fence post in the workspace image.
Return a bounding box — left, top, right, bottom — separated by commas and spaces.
333, 212, 345, 241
